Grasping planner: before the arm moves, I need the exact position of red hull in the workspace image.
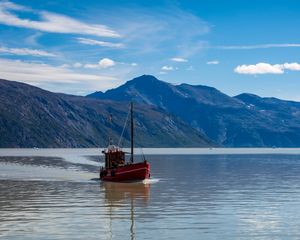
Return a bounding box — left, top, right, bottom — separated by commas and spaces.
100, 161, 150, 182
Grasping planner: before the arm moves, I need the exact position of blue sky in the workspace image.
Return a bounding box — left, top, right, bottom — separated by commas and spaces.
1, 0, 300, 100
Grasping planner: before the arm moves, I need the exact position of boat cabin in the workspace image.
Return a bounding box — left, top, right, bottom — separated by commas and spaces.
102, 145, 125, 168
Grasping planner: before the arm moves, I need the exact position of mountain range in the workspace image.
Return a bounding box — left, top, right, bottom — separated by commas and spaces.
1, 75, 300, 147
88, 75, 300, 147
0, 78, 212, 147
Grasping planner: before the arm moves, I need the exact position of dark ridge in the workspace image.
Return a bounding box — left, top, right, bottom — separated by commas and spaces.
0, 78, 214, 148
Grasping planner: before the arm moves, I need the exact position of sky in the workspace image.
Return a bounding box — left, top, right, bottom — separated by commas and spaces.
1, 0, 300, 100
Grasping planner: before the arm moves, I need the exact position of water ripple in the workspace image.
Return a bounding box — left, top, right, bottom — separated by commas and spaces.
1, 153, 300, 239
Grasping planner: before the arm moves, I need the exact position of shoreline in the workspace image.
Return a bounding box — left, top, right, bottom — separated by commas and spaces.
2, 147, 300, 156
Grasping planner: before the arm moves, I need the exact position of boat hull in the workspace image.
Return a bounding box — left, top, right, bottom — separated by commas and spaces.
100, 161, 150, 182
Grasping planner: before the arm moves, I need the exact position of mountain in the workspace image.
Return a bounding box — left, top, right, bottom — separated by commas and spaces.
88, 75, 300, 147
3, 75, 300, 148
88, 75, 242, 108
0, 79, 213, 148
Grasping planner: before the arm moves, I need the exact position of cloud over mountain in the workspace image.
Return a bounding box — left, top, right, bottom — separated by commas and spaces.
0, 58, 119, 94
234, 62, 300, 75
161, 66, 174, 71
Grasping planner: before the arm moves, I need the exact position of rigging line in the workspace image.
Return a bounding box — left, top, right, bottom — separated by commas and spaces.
135, 125, 146, 161
117, 105, 131, 147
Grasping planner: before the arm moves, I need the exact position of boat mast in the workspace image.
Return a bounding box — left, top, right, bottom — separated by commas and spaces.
130, 102, 134, 163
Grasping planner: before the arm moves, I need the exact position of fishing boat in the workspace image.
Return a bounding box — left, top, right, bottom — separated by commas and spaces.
100, 103, 150, 182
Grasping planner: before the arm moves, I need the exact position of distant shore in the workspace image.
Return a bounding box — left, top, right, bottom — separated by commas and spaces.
2, 148, 300, 156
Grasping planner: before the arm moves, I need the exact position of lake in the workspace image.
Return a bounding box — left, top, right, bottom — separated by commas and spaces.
1, 148, 300, 239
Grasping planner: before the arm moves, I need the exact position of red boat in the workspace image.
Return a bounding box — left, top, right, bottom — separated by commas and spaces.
100, 103, 151, 182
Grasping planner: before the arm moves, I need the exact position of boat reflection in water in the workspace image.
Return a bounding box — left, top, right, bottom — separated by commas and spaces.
101, 181, 150, 240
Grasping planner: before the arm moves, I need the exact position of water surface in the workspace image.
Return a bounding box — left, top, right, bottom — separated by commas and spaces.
1, 149, 300, 239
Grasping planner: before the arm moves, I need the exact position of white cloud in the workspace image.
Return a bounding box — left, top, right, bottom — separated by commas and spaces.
60, 64, 70, 68
99, 58, 115, 68
0, 1, 28, 11
207, 60, 219, 65
283, 62, 300, 71
0, 46, 56, 57
170, 57, 188, 62
0, 1, 120, 38
84, 58, 116, 69
161, 65, 174, 71
131, 63, 138, 66
25, 32, 43, 46
234, 63, 284, 75
73, 62, 82, 68
159, 71, 167, 74
234, 62, 300, 75
77, 37, 124, 48
217, 44, 300, 50
186, 66, 194, 71
113, 7, 210, 57
83, 63, 98, 69
0, 58, 119, 94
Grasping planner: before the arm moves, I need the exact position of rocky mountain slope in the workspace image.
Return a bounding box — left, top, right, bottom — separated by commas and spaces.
88, 75, 300, 147
0, 78, 213, 147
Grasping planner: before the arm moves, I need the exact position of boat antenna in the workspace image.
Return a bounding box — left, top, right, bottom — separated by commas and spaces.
130, 102, 134, 163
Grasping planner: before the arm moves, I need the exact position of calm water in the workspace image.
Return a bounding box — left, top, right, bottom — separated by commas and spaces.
1, 149, 300, 239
